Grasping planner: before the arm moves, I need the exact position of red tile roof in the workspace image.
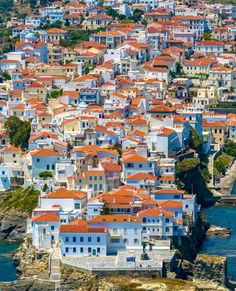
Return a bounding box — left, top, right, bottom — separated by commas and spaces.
31, 149, 58, 157
44, 188, 87, 199
138, 208, 174, 217
89, 215, 142, 223
32, 213, 59, 223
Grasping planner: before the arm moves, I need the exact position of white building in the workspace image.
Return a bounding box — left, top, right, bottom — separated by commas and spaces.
40, 188, 87, 223
89, 215, 143, 255
31, 213, 60, 249
61, 220, 107, 257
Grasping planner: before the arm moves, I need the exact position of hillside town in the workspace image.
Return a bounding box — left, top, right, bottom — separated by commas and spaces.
0, 0, 236, 288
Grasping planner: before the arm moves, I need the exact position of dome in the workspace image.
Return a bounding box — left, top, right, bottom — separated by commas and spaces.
32, 118, 37, 123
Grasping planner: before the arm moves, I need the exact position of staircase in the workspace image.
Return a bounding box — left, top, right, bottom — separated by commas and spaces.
49, 245, 61, 289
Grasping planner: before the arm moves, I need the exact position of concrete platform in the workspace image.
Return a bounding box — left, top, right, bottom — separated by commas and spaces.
62, 249, 176, 276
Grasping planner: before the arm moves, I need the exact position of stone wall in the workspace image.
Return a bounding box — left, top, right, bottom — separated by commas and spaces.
193, 254, 227, 287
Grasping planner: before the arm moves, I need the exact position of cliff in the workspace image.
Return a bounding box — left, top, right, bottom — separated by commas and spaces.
0, 211, 28, 242
194, 254, 227, 288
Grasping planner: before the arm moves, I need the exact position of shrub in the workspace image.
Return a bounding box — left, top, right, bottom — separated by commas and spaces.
39, 171, 53, 179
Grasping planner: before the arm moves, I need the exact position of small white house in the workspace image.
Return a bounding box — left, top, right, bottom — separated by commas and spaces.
32, 213, 60, 249
40, 188, 87, 223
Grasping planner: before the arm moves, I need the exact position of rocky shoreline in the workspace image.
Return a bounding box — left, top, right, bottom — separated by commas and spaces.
0, 209, 231, 290
206, 225, 231, 237
0, 211, 28, 242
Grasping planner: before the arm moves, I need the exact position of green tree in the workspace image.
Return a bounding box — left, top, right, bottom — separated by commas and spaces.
2, 71, 11, 80
4, 116, 31, 149
176, 158, 212, 205
105, 7, 119, 19
202, 32, 212, 40
224, 140, 236, 157
111, 143, 122, 156
130, 9, 143, 22
29, 0, 37, 8
0, 0, 14, 13
100, 202, 110, 215
49, 89, 63, 99
189, 126, 202, 153
39, 171, 53, 179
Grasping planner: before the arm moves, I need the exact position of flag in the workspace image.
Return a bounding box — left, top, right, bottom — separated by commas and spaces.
126, 256, 136, 263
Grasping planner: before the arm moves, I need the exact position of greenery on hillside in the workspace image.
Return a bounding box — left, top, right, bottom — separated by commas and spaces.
0, 0, 13, 13
0, 187, 40, 214
4, 116, 31, 149
176, 157, 212, 205
214, 152, 233, 176
224, 140, 236, 157
189, 126, 203, 153
59, 27, 105, 48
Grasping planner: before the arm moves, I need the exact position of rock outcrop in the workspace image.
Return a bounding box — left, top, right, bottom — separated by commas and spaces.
0, 280, 55, 291
206, 225, 231, 237
194, 254, 227, 287
0, 211, 28, 242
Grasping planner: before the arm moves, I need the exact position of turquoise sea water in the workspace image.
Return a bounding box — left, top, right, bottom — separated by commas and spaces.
0, 240, 19, 282
200, 205, 236, 280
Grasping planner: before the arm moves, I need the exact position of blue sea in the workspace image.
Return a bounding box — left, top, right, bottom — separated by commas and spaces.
0, 240, 19, 282
200, 205, 236, 280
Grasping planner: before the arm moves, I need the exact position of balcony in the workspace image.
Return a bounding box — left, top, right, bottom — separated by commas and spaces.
109, 230, 122, 237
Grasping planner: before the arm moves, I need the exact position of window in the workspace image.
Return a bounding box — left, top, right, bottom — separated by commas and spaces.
139, 164, 143, 168
88, 247, 92, 253
80, 247, 83, 253
51, 225, 55, 231
124, 228, 127, 235
52, 165, 55, 170
88, 237, 92, 242
75, 203, 80, 209
97, 247, 100, 253
73, 247, 76, 253
65, 237, 69, 242
99, 176, 102, 180
89, 176, 93, 180
47, 165, 50, 170
65, 247, 69, 253
166, 218, 169, 223
51, 235, 54, 241
134, 239, 139, 244
73, 237, 76, 242
166, 227, 169, 232
110, 238, 120, 243
99, 184, 103, 190
97, 237, 100, 242
134, 228, 138, 235
80, 237, 83, 242
94, 176, 97, 180
37, 158, 40, 162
